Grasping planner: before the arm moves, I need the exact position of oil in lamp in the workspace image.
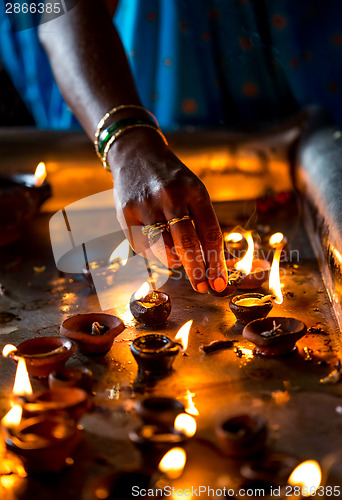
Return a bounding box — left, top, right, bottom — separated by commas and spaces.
0, 162, 51, 246
229, 293, 273, 324
130, 320, 192, 379
130, 282, 171, 326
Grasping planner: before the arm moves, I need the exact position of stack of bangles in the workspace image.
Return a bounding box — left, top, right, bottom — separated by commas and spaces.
94, 104, 168, 171
142, 215, 193, 245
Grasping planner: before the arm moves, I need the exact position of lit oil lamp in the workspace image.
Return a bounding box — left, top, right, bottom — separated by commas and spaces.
216, 414, 267, 457
226, 231, 271, 290
82, 239, 130, 289
130, 320, 192, 379
3, 337, 75, 378
135, 397, 185, 428
229, 293, 273, 324
287, 460, 322, 497
158, 447, 187, 479
130, 282, 171, 326
240, 453, 299, 485
224, 231, 245, 255
48, 366, 94, 393
60, 312, 125, 355
266, 232, 289, 261
0, 162, 51, 247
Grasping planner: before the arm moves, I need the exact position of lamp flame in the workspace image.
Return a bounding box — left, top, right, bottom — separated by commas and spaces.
1, 404, 23, 429
234, 231, 254, 276
2, 344, 17, 358
184, 390, 199, 416
13, 358, 33, 396
224, 232, 243, 243
174, 320, 193, 352
108, 239, 130, 266
269, 246, 283, 304
269, 232, 284, 248
158, 447, 187, 479
134, 282, 150, 300
288, 460, 322, 496
34, 162, 47, 187
174, 413, 197, 437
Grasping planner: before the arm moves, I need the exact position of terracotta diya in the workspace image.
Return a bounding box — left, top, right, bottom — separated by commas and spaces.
243, 317, 307, 356
3, 415, 81, 474
229, 293, 273, 324
8, 337, 75, 378
130, 282, 171, 326
60, 313, 125, 354
216, 414, 267, 457
135, 397, 185, 428
48, 366, 94, 393
130, 334, 181, 379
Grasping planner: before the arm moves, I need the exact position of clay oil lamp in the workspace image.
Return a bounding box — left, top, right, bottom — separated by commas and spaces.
82, 239, 130, 289
216, 414, 267, 458
135, 397, 185, 428
226, 232, 270, 290
130, 282, 171, 326
240, 453, 299, 486
2, 337, 75, 378
129, 413, 195, 468
287, 460, 322, 497
243, 317, 307, 356
1, 406, 81, 474
60, 312, 125, 355
48, 366, 94, 393
158, 447, 187, 479
130, 320, 192, 379
229, 293, 273, 324
0, 162, 51, 247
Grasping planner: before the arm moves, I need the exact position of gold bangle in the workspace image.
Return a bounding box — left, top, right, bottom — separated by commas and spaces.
94, 105, 159, 154
102, 123, 168, 171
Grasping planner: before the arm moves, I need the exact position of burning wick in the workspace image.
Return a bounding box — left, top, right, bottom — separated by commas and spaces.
234, 231, 254, 276
33, 162, 47, 187
224, 232, 243, 244
269, 232, 287, 248
269, 239, 284, 304
158, 447, 187, 479
130, 282, 171, 326
174, 320, 193, 352
174, 413, 197, 438
288, 460, 322, 495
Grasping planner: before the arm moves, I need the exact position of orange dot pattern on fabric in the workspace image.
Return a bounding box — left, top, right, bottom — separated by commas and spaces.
164, 58, 172, 66
239, 37, 253, 50
272, 14, 288, 30
242, 82, 259, 97
182, 98, 199, 114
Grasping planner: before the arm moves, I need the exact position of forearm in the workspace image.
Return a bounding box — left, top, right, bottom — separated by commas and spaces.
39, 0, 142, 139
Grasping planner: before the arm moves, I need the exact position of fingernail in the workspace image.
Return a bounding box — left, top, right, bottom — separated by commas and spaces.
213, 277, 226, 292
197, 282, 209, 293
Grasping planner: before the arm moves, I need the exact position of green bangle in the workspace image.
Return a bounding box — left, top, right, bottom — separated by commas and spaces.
97, 116, 156, 158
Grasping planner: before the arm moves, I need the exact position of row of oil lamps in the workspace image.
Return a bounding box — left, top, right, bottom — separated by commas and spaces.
0, 230, 316, 497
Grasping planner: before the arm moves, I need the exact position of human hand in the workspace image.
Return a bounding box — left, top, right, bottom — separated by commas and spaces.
108, 127, 228, 293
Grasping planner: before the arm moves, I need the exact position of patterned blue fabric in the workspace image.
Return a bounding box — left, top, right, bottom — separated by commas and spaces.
1, 0, 342, 129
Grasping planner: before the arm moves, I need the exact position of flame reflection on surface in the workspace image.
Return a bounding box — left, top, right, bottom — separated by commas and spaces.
184, 390, 199, 416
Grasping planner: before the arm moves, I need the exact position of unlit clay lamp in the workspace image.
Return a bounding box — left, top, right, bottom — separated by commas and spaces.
130, 283, 171, 326
48, 366, 94, 393
216, 414, 267, 457
135, 397, 185, 429
3, 415, 81, 474
226, 258, 271, 289
60, 313, 125, 354
8, 337, 75, 378
240, 452, 299, 485
130, 334, 181, 379
17, 387, 92, 423
243, 317, 307, 356
229, 293, 273, 324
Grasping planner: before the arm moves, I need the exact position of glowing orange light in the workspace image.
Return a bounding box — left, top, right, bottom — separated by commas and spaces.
34, 162, 47, 186
1, 404, 22, 429
108, 239, 130, 266
224, 232, 243, 243
134, 282, 150, 300
269, 232, 284, 248
174, 320, 193, 352
174, 413, 197, 437
234, 231, 254, 275
13, 358, 32, 396
269, 246, 283, 304
2, 344, 17, 358
158, 447, 187, 479
184, 390, 199, 416
288, 460, 322, 496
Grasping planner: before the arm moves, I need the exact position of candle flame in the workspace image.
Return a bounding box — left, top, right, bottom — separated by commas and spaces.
158, 447, 187, 479
174, 413, 197, 437
184, 390, 199, 416
13, 358, 33, 396
1, 404, 22, 429
234, 231, 254, 275
174, 320, 193, 352
269, 246, 283, 304
288, 460, 322, 496
2, 344, 17, 358
224, 232, 243, 243
134, 282, 150, 300
108, 239, 130, 266
34, 162, 47, 187
269, 232, 284, 248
